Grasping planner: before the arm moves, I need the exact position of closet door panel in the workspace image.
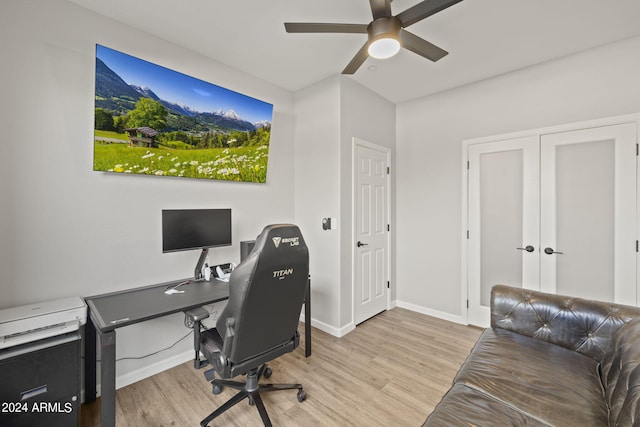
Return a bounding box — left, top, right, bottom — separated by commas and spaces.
467, 137, 539, 326
540, 123, 637, 305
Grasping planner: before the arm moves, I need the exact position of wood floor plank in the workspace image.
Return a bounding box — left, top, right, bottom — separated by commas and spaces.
80, 308, 481, 426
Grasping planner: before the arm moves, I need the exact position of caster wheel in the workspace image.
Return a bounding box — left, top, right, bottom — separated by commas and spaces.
212, 384, 223, 395
248, 397, 255, 406
297, 389, 306, 402
264, 367, 273, 378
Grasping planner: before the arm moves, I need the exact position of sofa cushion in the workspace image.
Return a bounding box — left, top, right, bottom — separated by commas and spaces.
600, 318, 640, 426
423, 383, 552, 427
453, 328, 608, 426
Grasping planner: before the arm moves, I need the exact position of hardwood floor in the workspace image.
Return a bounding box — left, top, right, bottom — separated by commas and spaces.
80, 308, 482, 426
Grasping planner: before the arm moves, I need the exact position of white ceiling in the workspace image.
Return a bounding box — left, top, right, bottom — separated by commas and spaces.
67, 0, 640, 104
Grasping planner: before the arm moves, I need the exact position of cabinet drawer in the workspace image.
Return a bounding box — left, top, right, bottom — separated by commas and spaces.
0, 336, 80, 404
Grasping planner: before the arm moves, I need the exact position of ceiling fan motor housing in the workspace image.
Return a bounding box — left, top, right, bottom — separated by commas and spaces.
367, 16, 402, 44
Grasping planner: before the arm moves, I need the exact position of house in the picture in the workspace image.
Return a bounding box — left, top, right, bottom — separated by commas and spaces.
124, 127, 158, 148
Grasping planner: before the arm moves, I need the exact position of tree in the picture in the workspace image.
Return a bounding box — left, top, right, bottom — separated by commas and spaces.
127, 98, 168, 130
94, 108, 114, 131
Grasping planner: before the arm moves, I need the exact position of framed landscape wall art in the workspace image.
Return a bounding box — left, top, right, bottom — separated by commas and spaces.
94, 44, 273, 183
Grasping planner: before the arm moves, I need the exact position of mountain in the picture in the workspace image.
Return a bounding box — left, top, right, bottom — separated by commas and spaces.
130, 85, 159, 101
95, 58, 268, 132
254, 120, 271, 129
95, 58, 144, 114
196, 111, 256, 132
130, 85, 201, 118
214, 109, 241, 120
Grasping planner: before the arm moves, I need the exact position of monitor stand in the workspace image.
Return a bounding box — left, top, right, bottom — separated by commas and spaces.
194, 248, 209, 281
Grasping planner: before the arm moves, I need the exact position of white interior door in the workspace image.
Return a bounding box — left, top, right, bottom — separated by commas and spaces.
467, 137, 540, 326
540, 123, 637, 304
354, 139, 390, 325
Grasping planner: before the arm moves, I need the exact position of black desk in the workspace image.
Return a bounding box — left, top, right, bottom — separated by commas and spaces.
84, 277, 311, 427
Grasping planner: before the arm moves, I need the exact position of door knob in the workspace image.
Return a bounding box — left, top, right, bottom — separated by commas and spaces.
544, 247, 564, 255
357, 241, 368, 247
516, 245, 535, 253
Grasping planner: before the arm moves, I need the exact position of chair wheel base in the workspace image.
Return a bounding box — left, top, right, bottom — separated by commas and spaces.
201, 366, 305, 427
263, 367, 272, 378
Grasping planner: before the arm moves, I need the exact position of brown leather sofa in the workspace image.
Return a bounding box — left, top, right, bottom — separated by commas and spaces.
423, 285, 640, 426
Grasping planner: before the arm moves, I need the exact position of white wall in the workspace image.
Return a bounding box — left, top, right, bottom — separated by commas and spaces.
0, 0, 296, 387
293, 76, 395, 335
293, 76, 342, 332
396, 35, 640, 320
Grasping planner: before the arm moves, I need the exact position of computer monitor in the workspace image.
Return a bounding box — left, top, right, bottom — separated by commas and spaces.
162, 209, 232, 280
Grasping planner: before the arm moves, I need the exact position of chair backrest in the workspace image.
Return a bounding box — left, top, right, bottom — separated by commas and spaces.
216, 224, 309, 364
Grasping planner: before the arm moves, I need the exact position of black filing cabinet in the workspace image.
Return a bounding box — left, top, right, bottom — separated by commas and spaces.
0, 332, 81, 427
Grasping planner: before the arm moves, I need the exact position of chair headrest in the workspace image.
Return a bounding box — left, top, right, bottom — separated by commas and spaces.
250, 224, 308, 261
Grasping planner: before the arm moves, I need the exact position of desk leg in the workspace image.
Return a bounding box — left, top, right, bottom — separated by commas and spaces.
99, 330, 117, 427
84, 319, 97, 402
305, 276, 311, 357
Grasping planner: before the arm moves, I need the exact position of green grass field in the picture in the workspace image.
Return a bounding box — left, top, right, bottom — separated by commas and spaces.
94, 139, 269, 182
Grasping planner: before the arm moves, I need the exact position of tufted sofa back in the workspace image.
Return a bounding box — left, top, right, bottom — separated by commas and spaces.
491, 285, 640, 361
600, 319, 640, 426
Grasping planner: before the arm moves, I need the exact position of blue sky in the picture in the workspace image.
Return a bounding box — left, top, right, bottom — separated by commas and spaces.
96, 45, 273, 124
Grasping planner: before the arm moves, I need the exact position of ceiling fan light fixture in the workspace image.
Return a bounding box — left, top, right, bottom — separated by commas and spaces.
366, 16, 402, 60
368, 36, 401, 59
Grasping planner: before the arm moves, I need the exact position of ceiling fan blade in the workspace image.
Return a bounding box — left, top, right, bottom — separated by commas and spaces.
342, 42, 370, 74
400, 29, 448, 62
369, 0, 392, 20
396, 0, 464, 28
285, 23, 368, 34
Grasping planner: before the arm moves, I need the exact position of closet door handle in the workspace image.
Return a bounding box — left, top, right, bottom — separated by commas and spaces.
516, 245, 535, 253
544, 247, 564, 255
357, 241, 368, 247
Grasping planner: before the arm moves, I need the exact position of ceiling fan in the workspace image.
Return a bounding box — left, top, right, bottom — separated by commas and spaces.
284, 0, 464, 74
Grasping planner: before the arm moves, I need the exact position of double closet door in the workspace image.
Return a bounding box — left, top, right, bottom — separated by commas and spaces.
467, 121, 637, 327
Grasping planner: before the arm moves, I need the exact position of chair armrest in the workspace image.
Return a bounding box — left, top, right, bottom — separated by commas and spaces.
207, 317, 236, 376
184, 307, 210, 369
184, 307, 210, 322
222, 317, 235, 356
490, 284, 640, 360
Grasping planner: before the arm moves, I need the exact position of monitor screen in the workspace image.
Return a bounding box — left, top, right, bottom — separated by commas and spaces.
162, 209, 232, 253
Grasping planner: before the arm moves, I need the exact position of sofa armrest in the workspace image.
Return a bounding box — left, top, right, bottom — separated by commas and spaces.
490, 284, 640, 361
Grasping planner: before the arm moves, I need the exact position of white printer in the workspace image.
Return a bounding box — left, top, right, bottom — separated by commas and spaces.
0, 297, 87, 350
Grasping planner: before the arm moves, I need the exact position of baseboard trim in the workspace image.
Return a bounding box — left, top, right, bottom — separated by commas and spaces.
299, 314, 355, 337
394, 300, 466, 325
316, 318, 355, 337
88, 349, 194, 398
114, 349, 193, 391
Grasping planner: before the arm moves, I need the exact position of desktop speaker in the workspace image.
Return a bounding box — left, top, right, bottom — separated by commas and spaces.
240, 240, 256, 262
